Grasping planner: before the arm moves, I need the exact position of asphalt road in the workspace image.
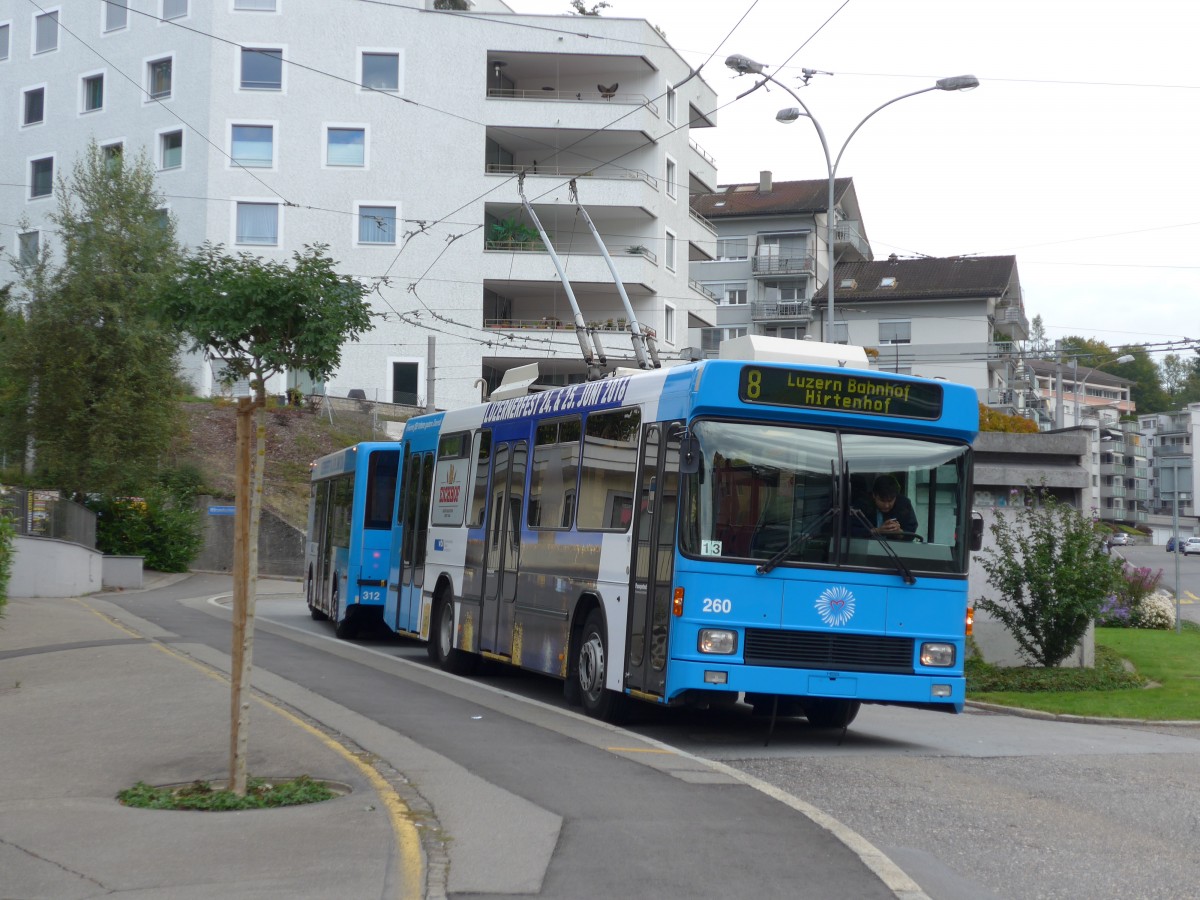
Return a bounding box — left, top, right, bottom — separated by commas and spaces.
108, 576, 1200, 899
1114, 543, 1200, 625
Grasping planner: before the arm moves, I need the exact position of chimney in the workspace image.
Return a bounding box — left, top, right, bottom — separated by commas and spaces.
759, 170, 772, 192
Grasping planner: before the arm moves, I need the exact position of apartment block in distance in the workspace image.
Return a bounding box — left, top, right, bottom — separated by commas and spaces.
1, 0, 719, 408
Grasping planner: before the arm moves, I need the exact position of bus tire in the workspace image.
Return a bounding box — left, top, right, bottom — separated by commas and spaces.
577, 610, 626, 723
430, 595, 475, 675
803, 698, 860, 729
332, 585, 357, 640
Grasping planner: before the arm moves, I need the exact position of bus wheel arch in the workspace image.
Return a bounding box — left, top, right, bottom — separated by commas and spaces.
563, 595, 601, 706
306, 565, 327, 621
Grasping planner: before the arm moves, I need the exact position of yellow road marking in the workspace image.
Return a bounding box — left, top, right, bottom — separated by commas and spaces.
73, 597, 423, 900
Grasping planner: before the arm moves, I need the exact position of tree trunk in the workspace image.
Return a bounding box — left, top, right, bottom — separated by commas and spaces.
229, 397, 254, 795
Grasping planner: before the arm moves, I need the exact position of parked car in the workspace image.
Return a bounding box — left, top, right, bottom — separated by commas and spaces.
1108, 533, 1132, 547
1183, 537, 1200, 556
1167, 537, 1178, 552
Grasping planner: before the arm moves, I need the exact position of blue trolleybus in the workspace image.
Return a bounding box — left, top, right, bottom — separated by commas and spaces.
393, 338, 982, 725
304, 441, 401, 639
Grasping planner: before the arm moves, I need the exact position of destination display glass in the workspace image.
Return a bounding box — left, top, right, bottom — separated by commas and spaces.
738, 366, 943, 420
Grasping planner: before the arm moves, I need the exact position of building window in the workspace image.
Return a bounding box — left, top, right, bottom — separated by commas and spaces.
241, 47, 282, 90
35, 11, 58, 54
30, 157, 54, 199
663, 303, 676, 344
162, 0, 188, 19
666, 84, 677, 125
704, 282, 747, 305
104, 0, 128, 31
23, 87, 45, 125
231, 124, 273, 167
83, 74, 104, 111
715, 237, 748, 260
236, 202, 279, 245
1, 23, 10, 61
362, 52, 400, 91
18, 231, 39, 267
665, 155, 677, 200
102, 142, 123, 172
701, 326, 747, 353
664, 229, 677, 272
358, 206, 397, 244
148, 57, 172, 99
829, 322, 849, 344
153, 208, 171, 230
159, 130, 183, 169
879, 320, 911, 345
234, 0, 277, 9
326, 127, 365, 166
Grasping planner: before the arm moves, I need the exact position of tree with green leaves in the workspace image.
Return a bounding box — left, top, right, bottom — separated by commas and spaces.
569, 0, 610, 14
159, 242, 374, 795
0, 283, 29, 474
8, 143, 184, 497
976, 490, 1123, 667
1061, 336, 1169, 415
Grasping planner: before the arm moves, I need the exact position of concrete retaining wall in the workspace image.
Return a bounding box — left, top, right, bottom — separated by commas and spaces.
10, 536, 103, 597
192, 496, 304, 579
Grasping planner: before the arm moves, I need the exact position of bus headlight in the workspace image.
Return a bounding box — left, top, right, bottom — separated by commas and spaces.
698, 629, 738, 654
920, 642, 956, 667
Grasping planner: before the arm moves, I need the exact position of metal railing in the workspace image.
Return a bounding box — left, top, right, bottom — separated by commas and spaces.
689, 138, 717, 167
486, 87, 658, 116
689, 207, 718, 237
0, 486, 96, 549
750, 301, 813, 321
484, 239, 657, 265
485, 162, 658, 188
750, 251, 818, 276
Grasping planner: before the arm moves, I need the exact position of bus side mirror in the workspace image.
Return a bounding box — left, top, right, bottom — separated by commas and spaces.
969, 511, 984, 552
679, 434, 700, 475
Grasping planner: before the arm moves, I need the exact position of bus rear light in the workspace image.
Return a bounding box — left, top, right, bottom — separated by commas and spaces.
673, 587, 684, 617
920, 642, 956, 667
698, 629, 738, 654
965, 606, 974, 636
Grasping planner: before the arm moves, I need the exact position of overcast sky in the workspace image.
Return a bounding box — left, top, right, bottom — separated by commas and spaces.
513, 0, 1199, 359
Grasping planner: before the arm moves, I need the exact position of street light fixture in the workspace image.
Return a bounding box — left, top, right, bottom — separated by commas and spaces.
725, 55, 978, 339
1071, 354, 1134, 427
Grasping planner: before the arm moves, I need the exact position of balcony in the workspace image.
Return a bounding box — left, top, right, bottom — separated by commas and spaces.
750, 300, 813, 323
751, 251, 818, 278
487, 86, 658, 116
835, 220, 871, 260
987, 341, 1017, 362
486, 162, 657, 189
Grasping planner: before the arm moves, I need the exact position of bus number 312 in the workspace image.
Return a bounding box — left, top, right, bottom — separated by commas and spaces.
702, 597, 732, 614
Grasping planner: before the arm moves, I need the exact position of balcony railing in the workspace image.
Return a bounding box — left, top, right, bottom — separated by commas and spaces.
750, 251, 818, 277
689, 207, 717, 237
484, 239, 657, 265
689, 281, 718, 301
689, 138, 716, 167
486, 162, 658, 188
487, 87, 658, 116
834, 220, 870, 258
987, 341, 1016, 360
484, 317, 655, 338
750, 301, 813, 322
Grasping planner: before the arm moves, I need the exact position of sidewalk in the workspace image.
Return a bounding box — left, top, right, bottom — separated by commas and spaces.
0, 582, 418, 900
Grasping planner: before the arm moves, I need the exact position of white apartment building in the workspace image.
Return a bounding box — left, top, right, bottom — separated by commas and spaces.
1, 0, 719, 409
689, 175, 1029, 404
1139, 403, 1199, 522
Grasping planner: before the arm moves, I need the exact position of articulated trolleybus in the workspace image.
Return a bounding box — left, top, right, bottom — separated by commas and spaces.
398, 336, 982, 726
305, 441, 401, 639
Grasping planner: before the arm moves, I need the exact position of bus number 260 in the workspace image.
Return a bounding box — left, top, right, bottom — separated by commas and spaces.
702, 597, 732, 614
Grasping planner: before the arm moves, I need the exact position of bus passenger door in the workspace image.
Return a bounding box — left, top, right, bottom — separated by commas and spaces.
626, 423, 681, 698
479, 441, 525, 657
393, 449, 433, 635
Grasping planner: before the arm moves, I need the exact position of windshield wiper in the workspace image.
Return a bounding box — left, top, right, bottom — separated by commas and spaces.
848, 508, 916, 585
756, 507, 836, 575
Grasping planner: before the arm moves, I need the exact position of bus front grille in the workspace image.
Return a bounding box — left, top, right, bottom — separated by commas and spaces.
743, 629, 914, 674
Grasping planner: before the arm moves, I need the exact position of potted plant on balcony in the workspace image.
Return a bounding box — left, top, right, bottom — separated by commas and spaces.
488, 218, 542, 251
625, 244, 648, 256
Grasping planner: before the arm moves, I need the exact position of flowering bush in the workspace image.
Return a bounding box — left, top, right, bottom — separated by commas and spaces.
1096, 564, 1173, 629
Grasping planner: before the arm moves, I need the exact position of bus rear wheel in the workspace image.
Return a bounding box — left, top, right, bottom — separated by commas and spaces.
307, 572, 327, 621
429, 595, 475, 675
332, 585, 358, 640
577, 610, 625, 723
803, 699, 860, 729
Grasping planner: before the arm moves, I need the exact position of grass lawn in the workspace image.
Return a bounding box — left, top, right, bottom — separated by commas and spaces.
967, 624, 1200, 720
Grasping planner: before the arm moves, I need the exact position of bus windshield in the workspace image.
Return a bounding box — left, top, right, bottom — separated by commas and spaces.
681, 419, 972, 576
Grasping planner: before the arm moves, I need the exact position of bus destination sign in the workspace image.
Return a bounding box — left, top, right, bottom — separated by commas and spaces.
738, 366, 943, 419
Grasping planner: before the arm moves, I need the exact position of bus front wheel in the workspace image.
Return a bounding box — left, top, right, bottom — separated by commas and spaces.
803, 698, 860, 729
577, 610, 625, 723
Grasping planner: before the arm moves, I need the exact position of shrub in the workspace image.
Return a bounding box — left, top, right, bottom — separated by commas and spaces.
1096, 565, 1171, 629
90, 489, 202, 573
0, 515, 14, 614
975, 489, 1124, 667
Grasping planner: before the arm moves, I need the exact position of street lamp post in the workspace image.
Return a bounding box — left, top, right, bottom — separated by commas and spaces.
725, 55, 978, 339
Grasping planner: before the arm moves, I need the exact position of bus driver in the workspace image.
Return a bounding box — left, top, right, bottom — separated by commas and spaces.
852, 474, 918, 539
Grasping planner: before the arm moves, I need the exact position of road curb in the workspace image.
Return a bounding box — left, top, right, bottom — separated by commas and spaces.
966, 700, 1200, 727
